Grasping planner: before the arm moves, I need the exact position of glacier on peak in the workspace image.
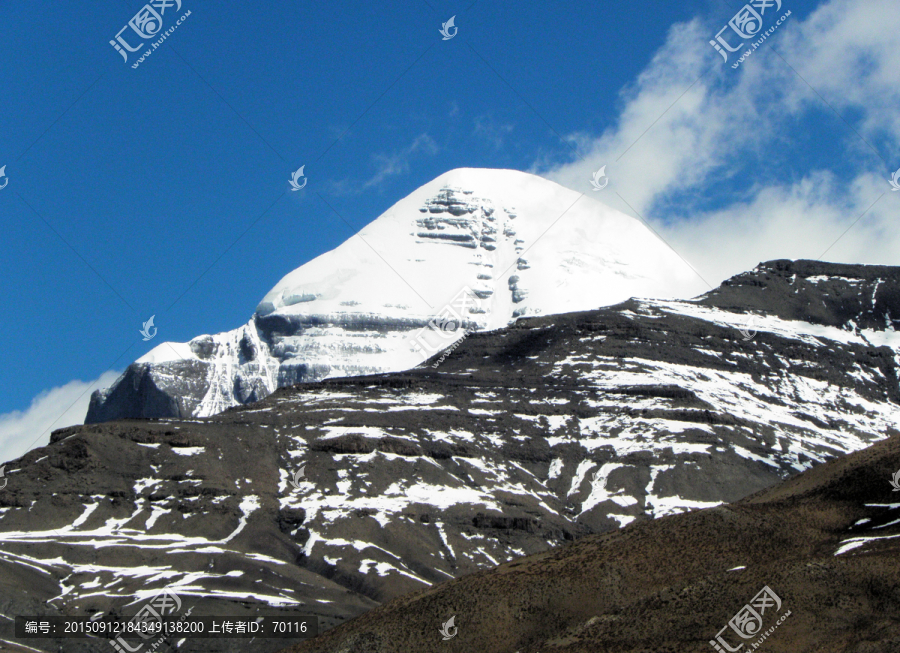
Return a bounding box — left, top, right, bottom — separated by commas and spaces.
87, 168, 707, 422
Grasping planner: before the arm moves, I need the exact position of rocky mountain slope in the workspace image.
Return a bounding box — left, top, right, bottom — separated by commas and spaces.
0, 259, 898, 652
281, 427, 900, 653
86, 168, 706, 422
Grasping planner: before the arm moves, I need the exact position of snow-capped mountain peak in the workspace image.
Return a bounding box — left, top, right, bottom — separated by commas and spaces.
258, 168, 705, 327
89, 168, 706, 421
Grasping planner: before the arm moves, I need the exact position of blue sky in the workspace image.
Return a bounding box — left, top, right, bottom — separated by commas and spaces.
1, 0, 898, 458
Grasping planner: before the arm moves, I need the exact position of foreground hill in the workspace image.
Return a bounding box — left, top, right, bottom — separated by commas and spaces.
282, 431, 900, 652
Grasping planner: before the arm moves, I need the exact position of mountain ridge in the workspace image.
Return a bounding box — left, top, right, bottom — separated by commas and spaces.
1, 259, 898, 652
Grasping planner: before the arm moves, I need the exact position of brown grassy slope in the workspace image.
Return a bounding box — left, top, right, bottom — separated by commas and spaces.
280, 433, 900, 653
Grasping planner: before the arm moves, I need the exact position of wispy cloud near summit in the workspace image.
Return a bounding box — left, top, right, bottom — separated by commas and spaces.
0, 371, 120, 464
538, 0, 900, 287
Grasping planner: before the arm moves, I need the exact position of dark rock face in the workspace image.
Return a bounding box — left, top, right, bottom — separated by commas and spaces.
2, 260, 899, 652
701, 259, 900, 330
86, 362, 189, 422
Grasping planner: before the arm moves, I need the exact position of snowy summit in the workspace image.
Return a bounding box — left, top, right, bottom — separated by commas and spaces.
88, 168, 706, 421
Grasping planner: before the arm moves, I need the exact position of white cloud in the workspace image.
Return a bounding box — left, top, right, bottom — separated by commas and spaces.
363, 133, 439, 189
0, 371, 121, 465
473, 115, 514, 150
325, 133, 440, 196
537, 0, 900, 289
777, 0, 900, 143
664, 171, 897, 287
